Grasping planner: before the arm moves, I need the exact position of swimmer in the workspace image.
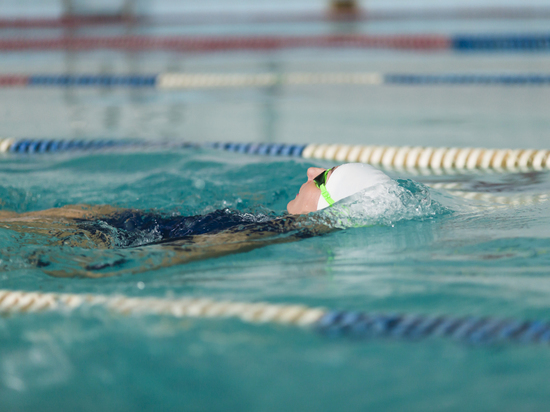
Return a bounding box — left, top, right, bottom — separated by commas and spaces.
1, 163, 390, 277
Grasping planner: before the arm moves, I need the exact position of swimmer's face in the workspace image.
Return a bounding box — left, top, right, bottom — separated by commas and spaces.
287, 167, 335, 215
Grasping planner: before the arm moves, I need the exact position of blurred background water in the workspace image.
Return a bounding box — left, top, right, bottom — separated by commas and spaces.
0, 0, 549, 148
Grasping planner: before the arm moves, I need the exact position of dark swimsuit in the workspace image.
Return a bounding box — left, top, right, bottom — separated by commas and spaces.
76, 209, 280, 248
34, 209, 326, 272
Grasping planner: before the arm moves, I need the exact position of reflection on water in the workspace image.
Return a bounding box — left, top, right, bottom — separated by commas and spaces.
261, 60, 281, 143
1, 5, 550, 147
57, 48, 287, 142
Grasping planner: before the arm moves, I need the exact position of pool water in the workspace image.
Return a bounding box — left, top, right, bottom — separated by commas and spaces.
2, 8, 550, 412
2, 148, 550, 411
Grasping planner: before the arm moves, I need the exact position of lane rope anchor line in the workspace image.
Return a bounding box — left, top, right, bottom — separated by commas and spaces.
1, 289, 550, 346
0, 34, 549, 52
1, 138, 549, 174
2, 72, 550, 89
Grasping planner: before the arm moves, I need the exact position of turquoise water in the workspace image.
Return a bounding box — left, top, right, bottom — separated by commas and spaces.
2, 149, 550, 411
2, 11, 550, 412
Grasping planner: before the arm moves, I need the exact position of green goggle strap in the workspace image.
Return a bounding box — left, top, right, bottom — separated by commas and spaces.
317, 169, 335, 206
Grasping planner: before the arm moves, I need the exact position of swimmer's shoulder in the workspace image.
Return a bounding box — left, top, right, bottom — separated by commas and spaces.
206, 213, 330, 238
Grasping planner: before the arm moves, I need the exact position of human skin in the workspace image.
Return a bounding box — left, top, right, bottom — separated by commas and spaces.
287, 167, 335, 215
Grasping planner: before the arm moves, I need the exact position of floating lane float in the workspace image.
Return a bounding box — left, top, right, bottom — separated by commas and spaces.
0, 34, 452, 52
1, 138, 549, 174
1, 34, 550, 52
426, 182, 550, 207
2, 73, 550, 88
0, 138, 145, 154
1, 288, 549, 346
212, 142, 550, 174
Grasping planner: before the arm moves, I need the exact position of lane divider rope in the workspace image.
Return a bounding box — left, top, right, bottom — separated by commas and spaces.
3, 73, 550, 88
299, 144, 550, 172
0, 34, 451, 52
1, 289, 549, 346
0, 34, 549, 53
427, 182, 550, 206
1, 139, 549, 173
0, 138, 145, 154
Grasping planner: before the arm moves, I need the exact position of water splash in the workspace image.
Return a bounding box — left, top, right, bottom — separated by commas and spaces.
314, 179, 449, 229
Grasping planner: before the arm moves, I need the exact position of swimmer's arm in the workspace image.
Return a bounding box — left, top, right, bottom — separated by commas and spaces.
0, 204, 126, 222
155, 217, 333, 266
0, 204, 131, 249
0, 204, 132, 249
40, 217, 334, 278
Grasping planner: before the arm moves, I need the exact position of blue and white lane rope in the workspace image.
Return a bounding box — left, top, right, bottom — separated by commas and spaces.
0, 289, 549, 346
211, 142, 550, 173
384, 74, 550, 85
1, 139, 549, 173
0, 138, 197, 154
29, 74, 157, 87
3, 73, 550, 88
4, 138, 136, 153
453, 35, 550, 51
158, 73, 550, 87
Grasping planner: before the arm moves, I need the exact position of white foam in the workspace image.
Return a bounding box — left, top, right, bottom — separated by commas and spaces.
315, 179, 448, 229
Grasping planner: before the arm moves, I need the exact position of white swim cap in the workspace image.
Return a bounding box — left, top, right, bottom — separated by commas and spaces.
317, 163, 392, 210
